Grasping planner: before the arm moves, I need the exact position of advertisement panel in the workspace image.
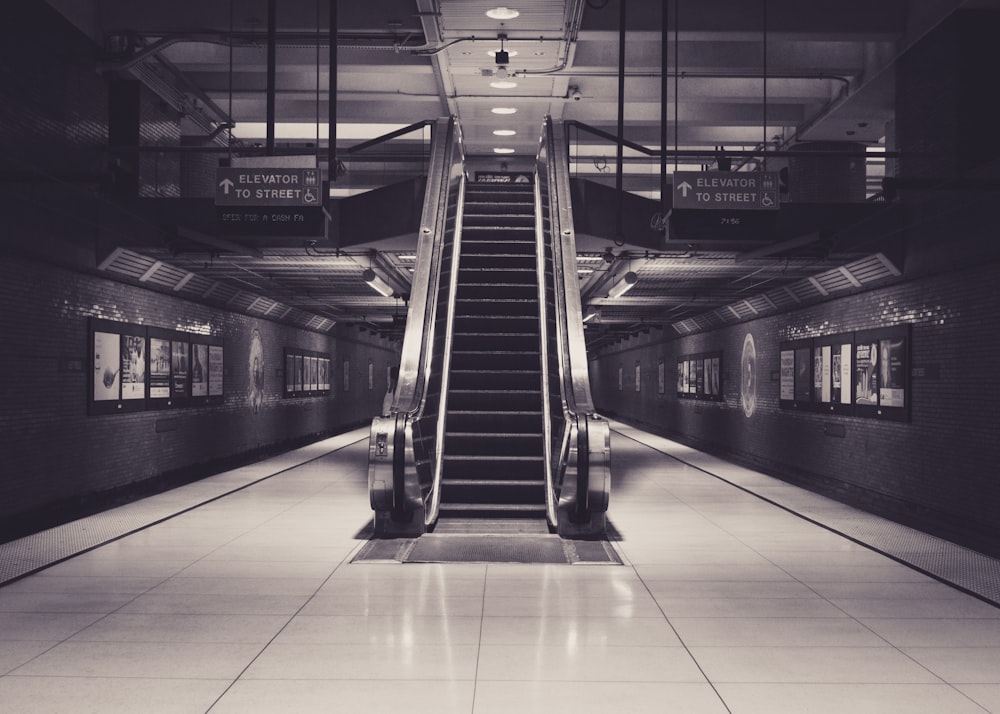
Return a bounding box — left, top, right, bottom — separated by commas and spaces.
93, 331, 120, 401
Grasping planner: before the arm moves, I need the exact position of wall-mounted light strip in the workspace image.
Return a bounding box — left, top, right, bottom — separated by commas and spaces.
362, 268, 394, 297
607, 271, 638, 299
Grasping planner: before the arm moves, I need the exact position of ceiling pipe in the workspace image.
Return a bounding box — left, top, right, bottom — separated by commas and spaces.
615, 0, 626, 243
265, 0, 277, 155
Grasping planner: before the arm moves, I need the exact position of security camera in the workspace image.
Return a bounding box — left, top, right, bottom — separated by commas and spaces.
569, 86, 582, 101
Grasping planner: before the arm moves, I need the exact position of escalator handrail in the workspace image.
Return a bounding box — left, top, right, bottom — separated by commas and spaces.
542, 117, 599, 418
533, 175, 560, 528
390, 117, 464, 418
425, 174, 467, 526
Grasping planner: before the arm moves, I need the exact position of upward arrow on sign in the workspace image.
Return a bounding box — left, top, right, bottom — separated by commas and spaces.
677, 181, 693, 198
219, 178, 234, 195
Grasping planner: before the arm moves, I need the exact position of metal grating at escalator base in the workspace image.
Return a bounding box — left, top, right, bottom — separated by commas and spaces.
353, 535, 622, 565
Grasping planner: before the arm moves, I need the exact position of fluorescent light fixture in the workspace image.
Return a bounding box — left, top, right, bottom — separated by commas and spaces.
490, 79, 518, 89
493, 148, 515, 154
398, 254, 416, 261
231, 122, 410, 141
487, 49, 518, 59
491, 107, 517, 115
583, 306, 599, 323
607, 271, 638, 299
493, 129, 516, 136
486, 7, 520, 20
362, 268, 394, 297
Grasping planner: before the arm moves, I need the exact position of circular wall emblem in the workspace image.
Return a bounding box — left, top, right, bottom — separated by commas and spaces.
740, 332, 757, 417
248, 328, 264, 414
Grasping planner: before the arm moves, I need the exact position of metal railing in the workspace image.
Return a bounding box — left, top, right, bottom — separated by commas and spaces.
537, 117, 611, 536
368, 116, 465, 535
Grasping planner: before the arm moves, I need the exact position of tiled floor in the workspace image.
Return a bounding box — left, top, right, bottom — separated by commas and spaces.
1, 425, 998, 713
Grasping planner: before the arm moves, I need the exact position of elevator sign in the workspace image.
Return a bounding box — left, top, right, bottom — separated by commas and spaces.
672, 171, 779, 210
215, 168, 321, 206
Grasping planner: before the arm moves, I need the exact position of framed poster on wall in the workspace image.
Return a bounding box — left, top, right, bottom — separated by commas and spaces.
147, 329, 173, 405
208, 344, 224, 398
815, 333, 853, 414
319, 357, 330, 391
779, 339, 815, 411
855, 324, 910, 421
89, 319, 147, 415
677, 351, 723, 401
170, 338, 190, 402
190, 342, 209, 399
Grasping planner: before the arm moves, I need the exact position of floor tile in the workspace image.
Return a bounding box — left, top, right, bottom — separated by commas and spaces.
0, 613, 105, 641
859, 618, 1000, 647
472, 681, 729, 714
691, 646, 941, 683
11, 641, 262, 679
479, 615, 682, 647
67, 613, 289, 644
670, 617, 888, 647
0, 641, 58, 675
242, 643, 480, 680
274, 614, 483, 645
715, 683, 991, 714
0, 676, 231, 714
211, 679, 475, 714
114, 592, 308, 616
901, 647, 1000, 683
476, 644, 705, 682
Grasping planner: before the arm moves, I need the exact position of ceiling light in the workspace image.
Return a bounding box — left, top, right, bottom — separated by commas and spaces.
493, 148, 515, 154
486, 7, 520, 20
487, 49, 518, 59
491, 107, 517, 115
607, 271, 638, 299
362, 268, 394, 297
490, 79, 517, 89
583, 306, 600, 323
493, 129, 516, 136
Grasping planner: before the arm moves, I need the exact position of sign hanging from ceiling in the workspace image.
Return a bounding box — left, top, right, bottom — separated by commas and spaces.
672, 171, 779, 211
215, 168, 321, 207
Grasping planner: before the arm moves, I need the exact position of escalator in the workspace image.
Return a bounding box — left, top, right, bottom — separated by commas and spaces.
437, 183, 548, 532
368, 116, 609, 540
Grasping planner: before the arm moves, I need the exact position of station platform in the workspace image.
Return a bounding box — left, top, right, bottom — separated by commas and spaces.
1, 422, 998, 713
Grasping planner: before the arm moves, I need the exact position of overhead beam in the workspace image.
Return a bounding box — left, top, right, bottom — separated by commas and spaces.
176, 228, 264, 259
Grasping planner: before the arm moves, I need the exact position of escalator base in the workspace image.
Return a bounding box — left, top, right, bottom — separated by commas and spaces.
353, 534, 622, 565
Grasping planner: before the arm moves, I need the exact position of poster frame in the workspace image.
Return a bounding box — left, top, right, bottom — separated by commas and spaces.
779, 338, 815, 411
89, 318, 148, 415
283, 348, 331, 397
815, 332, 854, 415
856, 324, 910, 422
676, 351, 723, 402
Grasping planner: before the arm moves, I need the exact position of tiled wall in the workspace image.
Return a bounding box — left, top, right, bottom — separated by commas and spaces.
590, 260, 1000, 553
0, 254, 396, 539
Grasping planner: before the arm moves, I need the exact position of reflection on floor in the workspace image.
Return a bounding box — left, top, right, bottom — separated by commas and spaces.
0, 424, 998, 713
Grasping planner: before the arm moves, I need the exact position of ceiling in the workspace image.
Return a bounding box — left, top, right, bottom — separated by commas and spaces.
45, 0, 984, 347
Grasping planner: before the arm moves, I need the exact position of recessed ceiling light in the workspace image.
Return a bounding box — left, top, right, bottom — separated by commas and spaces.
486, 7, 520, 20
493, 147, 516, 154
493, 129, 516, 136
491, 107, 517, 115
490, 79, 517, 89
487, 49, 518, 59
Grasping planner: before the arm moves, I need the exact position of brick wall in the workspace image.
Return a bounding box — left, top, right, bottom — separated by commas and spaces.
0, 254, 396, 539
591, 259, 1000, 553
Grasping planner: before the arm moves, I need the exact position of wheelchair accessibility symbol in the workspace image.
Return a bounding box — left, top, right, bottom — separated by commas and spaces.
759, 191, 777, 208
303, 188, 319, 204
